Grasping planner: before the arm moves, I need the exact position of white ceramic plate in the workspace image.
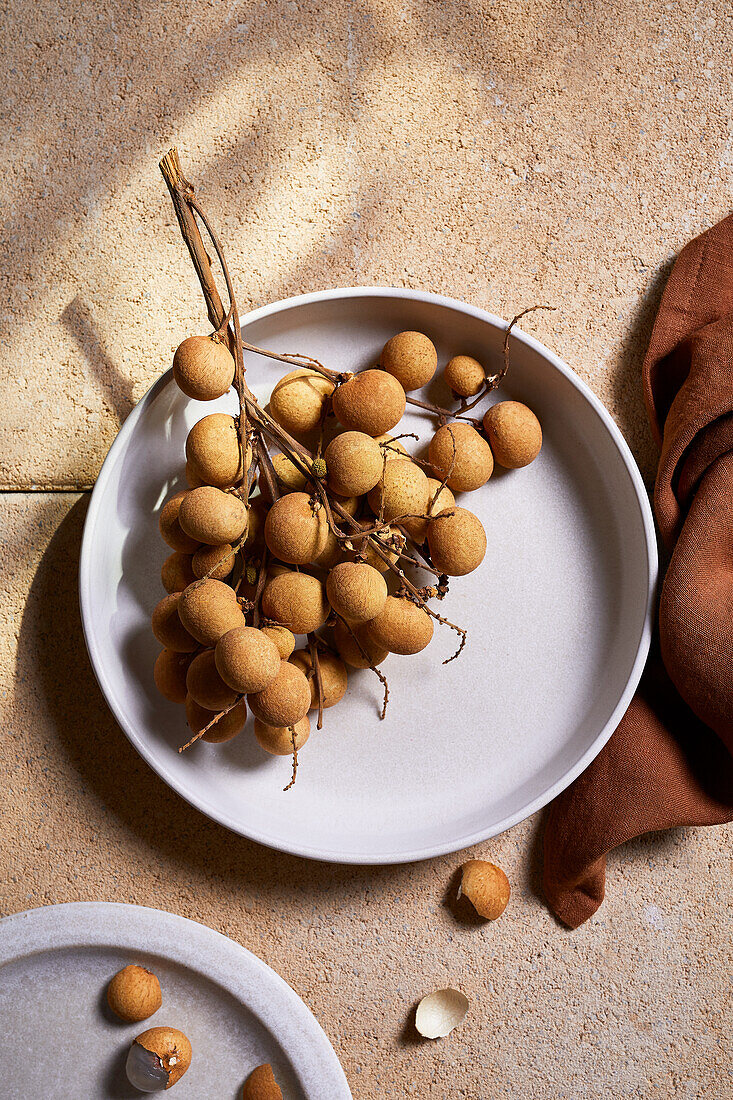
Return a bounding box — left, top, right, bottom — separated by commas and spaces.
80, 288, 657, 863
0, 902, 351, 1098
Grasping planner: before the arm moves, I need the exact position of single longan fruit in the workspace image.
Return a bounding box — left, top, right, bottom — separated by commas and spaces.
153, 649, 193, 703
129, 1027, 192, 1090
186, 649, 239, 711
375, 433, 409, 461
367, 459, 430, 540
248, 660, 311, 727
261, 572, 330, 635
409, 478, 456, 544
332, 618, 389, 668
161, 551, 196, 593
270, 368, 335, 436
326, 561, 388, 624
107, 965, 162, 1023
427, 507, 486, 576
314, 528, 345, 570
173, 335, 235, 401
177, 579, 244, 647
458, 859, 510, 919
290, 649, 348, 709
264, 493, 329, 565
192, 543, 235, 580
348, 522, 404, 573
215, 626, 282, 694
159, 491, 200, 553
380, 331, 437, 391
483, 401, 542, 468
332, 370, 406, 436
178, 486, 248, 545
185, 695, 248, 744
261, 624, 296, 659
253, 717, 310, 758
444, 355, 485, 397
429, 422, 494, 492
266, 452, 308, 492
151, 593, 198, 653
185, 413, 243, 488
366, 595, 434, 655
325, 431, 383, 497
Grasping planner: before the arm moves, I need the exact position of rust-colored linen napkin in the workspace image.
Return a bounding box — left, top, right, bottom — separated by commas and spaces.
543, 214, 733, 928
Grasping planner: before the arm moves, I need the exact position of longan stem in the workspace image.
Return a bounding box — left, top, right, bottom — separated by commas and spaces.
307, 633, 325, 731
283, 729, 299, 791
339, 616, 390, 720
178, 696, 243, 753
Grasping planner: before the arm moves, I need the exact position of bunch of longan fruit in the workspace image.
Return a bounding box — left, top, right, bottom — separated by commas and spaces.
152, 326, 541, 788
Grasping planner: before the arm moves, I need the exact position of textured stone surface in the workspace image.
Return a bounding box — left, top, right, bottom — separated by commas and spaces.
3, 0, 733, 1094
2, 493, 732, 1097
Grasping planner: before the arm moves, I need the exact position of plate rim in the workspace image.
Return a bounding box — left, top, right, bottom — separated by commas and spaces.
79, 285, 658, 864
0, 901, 352, 1099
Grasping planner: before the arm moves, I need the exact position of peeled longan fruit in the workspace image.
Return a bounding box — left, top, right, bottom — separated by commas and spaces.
366, 595, 433, 655
444, 354, 485, 397
380, 330, 437, 391
409, 478, 456, 544
264, 493, 329, 565
185, 695, 247, 744
429, 422, 493, 492
332, 369, 406, 436
427, 507, 486, 576
248, 660, 311, 727
270, 368, 335, 436
173, 334, 235, 401
333, 618, 389, 668
178, 486, 248, 545
159, 491, 200, 553
161, 551, 196, 593
185, 413, 243, 488
192, 542, 235, 580
261, 572, 330, 635
367, 458, 430, 540
215, 626, 281, 693
290, 649, 348, 709
178, 578, 245, 647
326, 561, 387, 624
261, 624, 296, 659
254, 716, 310, 757
186, 648, 239, 711
483, 400, 542, 468
375, 433, 409, 461
154, 649, 193, 703
325, 431, 383, 497
151, 593, 198, 652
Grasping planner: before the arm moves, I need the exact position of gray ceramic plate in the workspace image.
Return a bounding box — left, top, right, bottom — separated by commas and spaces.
80, 288, 657, 863
0, 902, 351, 1099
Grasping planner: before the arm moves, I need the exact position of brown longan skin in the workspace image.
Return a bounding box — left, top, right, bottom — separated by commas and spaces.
429, 422, 494, 492
483, 400, 542, 468
367, 459, 430, 541
408, 478, 456, 544
332, 619, 389, 669
186, 649, 239, 711
443, 355, 485, 397
192, 543, 236, 580
270, 368, 335, 436
427, 507, 487, 576
268, 452, 308, 492
290, 649, 348, 709
242, 1064, 283, 1099
161, 551, 196, 593
185, 695, 248, 744
134, 1027, 192, 1088
107, 965, 162, 1023
459, 859, 510, 920
159, 492, 200, 554
215, 626, 282, 694
264, 492, 329, 565
154, 649, 193, 703
380, 331, 438, 391
374, 433, 409, 461
178, 486, 248, 546
261, 573, 330, 635
366, 596, 434, 655
326, 561, 388, 625
253, 717, 311, 758
177, 579, 245, 647
185, 413, 242, 488
173, 335, 235, 401
332, 369, 406, 436
151, 593, 198, 653
247, 660, 312, 727
325, 431, 384, 497
261, 624, 296, 659
347, 522, 404, 573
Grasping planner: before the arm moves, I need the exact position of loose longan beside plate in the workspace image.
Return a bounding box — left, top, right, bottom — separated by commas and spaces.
80, 288, 657, 864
